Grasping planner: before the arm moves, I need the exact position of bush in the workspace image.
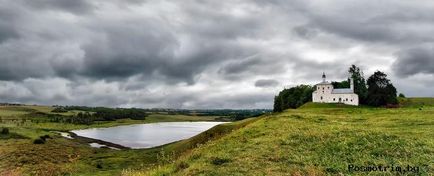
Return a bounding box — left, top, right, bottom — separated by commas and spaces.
1, 128, 9, 135
40, 135, 51, 141
399, 93, 406, 98
33, 135, 51, 144
175, 161, 189, 171
33, 138, 45, 144
210, 157, 231, 165
51, 107, 68, 113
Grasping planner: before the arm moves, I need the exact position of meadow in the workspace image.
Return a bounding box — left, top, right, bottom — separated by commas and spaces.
1, 98, 433, 175
139, 98, 434, 175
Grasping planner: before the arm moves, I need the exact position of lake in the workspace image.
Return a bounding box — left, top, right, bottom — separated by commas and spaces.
71, 122, 225, 149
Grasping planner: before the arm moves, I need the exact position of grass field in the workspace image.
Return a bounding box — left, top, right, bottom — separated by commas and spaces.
138, 98, 434, 175
0, 105, 222, 175
1, 98, 433, 175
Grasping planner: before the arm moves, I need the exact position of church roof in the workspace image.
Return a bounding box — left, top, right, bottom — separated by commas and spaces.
332, 88, 354, 94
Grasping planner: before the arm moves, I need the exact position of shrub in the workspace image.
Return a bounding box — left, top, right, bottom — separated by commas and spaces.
51, 107, 68, 113
33, 138, 45, 144
96, 161, 103, 169
398, 93, 406, 98
40, 135, 51, 141
175, 161, 189, 171
210, 157, 231, 165
1, 128, 9, 135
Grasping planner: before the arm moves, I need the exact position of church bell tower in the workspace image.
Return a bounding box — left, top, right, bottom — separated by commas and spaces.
322, 72, 326, 82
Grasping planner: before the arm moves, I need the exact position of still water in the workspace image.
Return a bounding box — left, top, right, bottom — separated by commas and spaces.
71, 122, 225, 149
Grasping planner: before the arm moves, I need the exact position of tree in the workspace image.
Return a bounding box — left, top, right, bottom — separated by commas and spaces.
348, 65, 368, 104
1, 127, 9, 135
273, 85, 314, 112
273, 95, 283, 112
366, 71, 398, 106
332, 80, 350, 89
398, 93, 406, 98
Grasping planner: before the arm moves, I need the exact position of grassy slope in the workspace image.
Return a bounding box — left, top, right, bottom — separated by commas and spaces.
72, 118, 259, 176
399, 97, 434, 108
0, 105, 220, 175
141, 99, 434, 175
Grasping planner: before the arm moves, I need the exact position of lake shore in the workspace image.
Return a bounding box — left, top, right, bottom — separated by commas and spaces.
68, 131, 130, 149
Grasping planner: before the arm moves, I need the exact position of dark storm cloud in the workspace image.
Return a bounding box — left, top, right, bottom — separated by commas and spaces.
23, 0, 94, 14
79, 18, 259, 83
80, 18, 178, 80
293, 25, 318, 39
393, 45, 434, 77
0, 23, 18, 43
303, 1, 434, 44
0, 6, 20, 43
219, 56, 262, 75
255, 79, 279, 88
0, 0, 433, 108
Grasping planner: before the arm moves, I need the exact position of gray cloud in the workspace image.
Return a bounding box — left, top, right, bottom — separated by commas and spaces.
0, 6, 20, 43
255, 79, 279, 88
23, 0, 94, 14
0, 0, 433, 108
301, 1, 434, 45
393, 45, 434, 77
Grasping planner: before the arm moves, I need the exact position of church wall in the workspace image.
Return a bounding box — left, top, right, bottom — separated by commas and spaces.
312, 91, 359, 106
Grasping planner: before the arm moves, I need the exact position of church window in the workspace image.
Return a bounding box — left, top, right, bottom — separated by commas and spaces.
322, 91, 324, 93
333, 98, 335, 101
346, 98, 348, 101
320, 96, 323, 100
322, 87, 324, 90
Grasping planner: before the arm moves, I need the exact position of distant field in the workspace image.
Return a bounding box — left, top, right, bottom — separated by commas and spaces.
0, 106, 33, 117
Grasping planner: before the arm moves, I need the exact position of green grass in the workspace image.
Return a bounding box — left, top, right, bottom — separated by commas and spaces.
0, 105, 224, 175
399, 97, 434, 108
2, 100, 434, 175
62, 118, 258, 176
140, 103, 434, 175
299, 102, 356, 109
0, 106, 34, 117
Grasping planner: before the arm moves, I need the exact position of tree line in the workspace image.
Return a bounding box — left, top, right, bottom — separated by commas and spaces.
273, 65, 399, 112
49, 106, 270, 124
50, 107, 148, 125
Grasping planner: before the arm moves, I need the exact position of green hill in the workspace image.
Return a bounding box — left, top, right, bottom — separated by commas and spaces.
132, 101, 434, 175
399, 97, 434, 108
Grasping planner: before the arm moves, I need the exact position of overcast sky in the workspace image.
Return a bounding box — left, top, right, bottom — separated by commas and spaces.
0, 0, 433, 109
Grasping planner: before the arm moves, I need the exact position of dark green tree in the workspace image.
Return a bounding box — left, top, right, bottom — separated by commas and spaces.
348, 65, 368, 104
366, 71, 398, 106
332, 80, 350, 88
273, 85, 314, 112
273, 95, 283, 112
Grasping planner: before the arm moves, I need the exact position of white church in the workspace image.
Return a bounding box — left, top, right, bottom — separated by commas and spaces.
312, 73, 359, 106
